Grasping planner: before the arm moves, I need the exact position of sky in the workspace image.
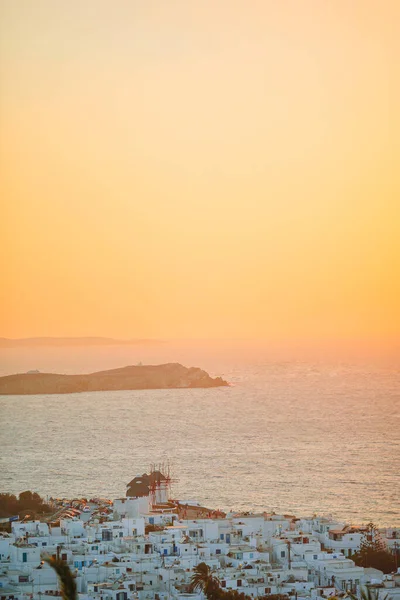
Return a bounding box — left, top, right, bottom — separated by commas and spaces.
1, 0, 399, 349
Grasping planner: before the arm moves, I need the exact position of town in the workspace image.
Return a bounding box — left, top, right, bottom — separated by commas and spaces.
1, 468, 399, 600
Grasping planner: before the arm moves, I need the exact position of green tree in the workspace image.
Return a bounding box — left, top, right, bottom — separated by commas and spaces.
0, 491, 51, 520
352, 522, 395, 574
0, 493, 19, 517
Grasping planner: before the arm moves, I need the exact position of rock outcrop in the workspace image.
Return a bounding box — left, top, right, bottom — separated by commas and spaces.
0, 363, 228, 395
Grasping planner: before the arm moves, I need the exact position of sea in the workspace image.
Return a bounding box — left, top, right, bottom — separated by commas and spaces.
0, 343, 399, 527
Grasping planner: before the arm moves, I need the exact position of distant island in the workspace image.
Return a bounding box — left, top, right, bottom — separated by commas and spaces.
0, 337, 164, 348
0, 363, 229, 395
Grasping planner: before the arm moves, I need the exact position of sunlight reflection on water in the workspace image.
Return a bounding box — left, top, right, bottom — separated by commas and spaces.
0, 361, 399, 526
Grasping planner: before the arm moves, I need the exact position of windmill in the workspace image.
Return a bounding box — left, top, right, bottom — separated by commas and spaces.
149, 461, 178, 507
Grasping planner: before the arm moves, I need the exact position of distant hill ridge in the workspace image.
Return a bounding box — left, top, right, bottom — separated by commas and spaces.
0, 363, 229, 395
0, 337, 164, 347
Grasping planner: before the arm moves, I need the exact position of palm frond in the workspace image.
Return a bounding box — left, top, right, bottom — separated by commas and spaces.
189, 562, 220, 597
43, 556, 77, 600
347, 589, 389, 600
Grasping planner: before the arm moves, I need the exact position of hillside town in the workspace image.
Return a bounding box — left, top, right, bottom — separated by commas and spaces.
1, 469, 399, 600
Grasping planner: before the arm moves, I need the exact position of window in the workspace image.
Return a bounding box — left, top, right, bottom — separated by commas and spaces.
250, 553, 253, 558
237, 580, 242, 587
22, 553, 27, 563
216, 549, 221, 555
265, 589, 271, 594
220, 534, 224, 540
281, 551, 285, 558
313, 555, 318, 560
221, 582, 226, 588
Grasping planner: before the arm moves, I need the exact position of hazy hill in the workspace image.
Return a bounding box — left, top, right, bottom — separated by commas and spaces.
0, 363, 228, 395
0, 337, 163, 348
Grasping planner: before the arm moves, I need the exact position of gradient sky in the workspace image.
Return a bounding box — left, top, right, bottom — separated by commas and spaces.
1, 0, 399, 344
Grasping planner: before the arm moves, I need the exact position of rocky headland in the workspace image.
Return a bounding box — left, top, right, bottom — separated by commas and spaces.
0, 363, 228, 395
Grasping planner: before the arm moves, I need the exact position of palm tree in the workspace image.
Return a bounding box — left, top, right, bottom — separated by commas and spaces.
190, 562, 221, 599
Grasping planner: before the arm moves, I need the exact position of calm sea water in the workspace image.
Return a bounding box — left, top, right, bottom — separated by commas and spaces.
0, 347, 399, 526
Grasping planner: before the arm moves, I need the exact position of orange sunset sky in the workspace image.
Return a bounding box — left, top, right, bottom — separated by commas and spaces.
0, 1, 399, 346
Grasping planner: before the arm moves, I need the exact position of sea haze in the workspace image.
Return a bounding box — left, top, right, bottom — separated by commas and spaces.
0, 348, 399, 527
